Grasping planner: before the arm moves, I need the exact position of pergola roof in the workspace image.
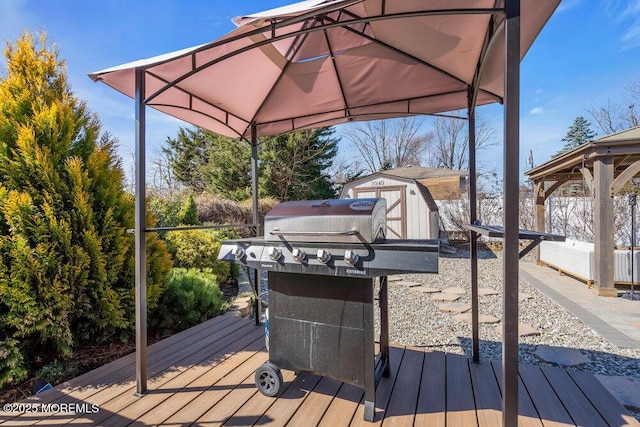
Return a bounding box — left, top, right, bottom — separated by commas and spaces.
526, 126, 640, 184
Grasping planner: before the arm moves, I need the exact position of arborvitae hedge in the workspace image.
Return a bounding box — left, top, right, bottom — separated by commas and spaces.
0, 32, 172, 386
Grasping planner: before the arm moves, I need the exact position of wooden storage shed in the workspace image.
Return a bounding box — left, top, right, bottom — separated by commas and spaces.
339, 167, 463, 240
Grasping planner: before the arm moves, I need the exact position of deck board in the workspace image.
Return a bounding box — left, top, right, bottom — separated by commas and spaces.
177, 351, 266, 426
317, 383, 363, 426
381, 346, 424, 427
566, 369, 640, 427
350, 346, 404, 427
446, 353, 479, 427
469, 361, 502, 427
518, 364, 576, 427
2, 313, 638, 427
540, 366, 609, 427
491, 360, 544, 427
287, 376, 342, 426
414, 350, 446, 427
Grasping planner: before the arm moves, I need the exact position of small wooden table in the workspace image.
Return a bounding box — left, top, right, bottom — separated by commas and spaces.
465, 224, 565, 259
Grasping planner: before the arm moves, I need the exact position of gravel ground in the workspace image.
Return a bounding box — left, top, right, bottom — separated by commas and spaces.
378, 251, 640, 378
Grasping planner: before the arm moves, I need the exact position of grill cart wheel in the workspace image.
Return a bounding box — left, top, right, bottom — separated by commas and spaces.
255, 363, 283, 397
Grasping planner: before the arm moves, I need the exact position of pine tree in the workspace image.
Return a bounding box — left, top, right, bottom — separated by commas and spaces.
166, 127, 338, 201
552, 116, 596, 158
0, 32, 171, 386
163, 128, 213, 193
259, 128, 338, 201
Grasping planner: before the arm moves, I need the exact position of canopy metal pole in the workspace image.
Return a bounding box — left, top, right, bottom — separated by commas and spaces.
251, 123, 262, 325
503, 1, 521, 426
134, 66, 148, 395
467, 88, 480, 363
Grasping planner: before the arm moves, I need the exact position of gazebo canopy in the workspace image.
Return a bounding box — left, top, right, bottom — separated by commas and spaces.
89, 0, 559, 140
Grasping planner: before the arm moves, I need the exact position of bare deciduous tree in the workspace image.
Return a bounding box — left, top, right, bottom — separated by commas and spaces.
342, 117, 432, 173
428, 112, 498, 170
588, 79, 640, 134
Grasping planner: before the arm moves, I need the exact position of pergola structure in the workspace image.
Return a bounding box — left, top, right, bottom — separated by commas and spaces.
89, 1, 561, 425
526, 126, 640, 296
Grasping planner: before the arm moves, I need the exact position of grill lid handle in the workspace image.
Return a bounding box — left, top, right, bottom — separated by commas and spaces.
269, 228, 360, 237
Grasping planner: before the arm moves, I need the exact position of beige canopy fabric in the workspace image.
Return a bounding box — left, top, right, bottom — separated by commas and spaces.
89, 0, 559, 140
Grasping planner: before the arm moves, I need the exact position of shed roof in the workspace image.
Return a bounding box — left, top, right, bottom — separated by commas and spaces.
346, 166, 467, 187
381, 166, 468, 180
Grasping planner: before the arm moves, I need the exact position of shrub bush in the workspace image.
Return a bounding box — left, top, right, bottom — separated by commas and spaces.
35, 360, 78, 385
178, 195, 199, 225
195, 193, 279, 237
194, 193, 244, 225
163, 229, 230, 280
150, 268, 224, 334
0, 32, 171, 387
149, 195, 183, 228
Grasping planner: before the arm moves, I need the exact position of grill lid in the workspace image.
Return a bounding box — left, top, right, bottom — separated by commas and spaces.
264, 198, 386, 243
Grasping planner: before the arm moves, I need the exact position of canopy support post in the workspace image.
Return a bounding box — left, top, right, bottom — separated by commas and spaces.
503, 1, 521, 426
534, 181, 546, 262
467, 87, 480, 363
134, 66, 148, 396
251, 123, 262, 325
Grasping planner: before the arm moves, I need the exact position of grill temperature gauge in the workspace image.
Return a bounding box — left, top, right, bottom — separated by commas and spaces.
292, 248, 307, 262
317, 249, 331, 264
344, 250, 359, 265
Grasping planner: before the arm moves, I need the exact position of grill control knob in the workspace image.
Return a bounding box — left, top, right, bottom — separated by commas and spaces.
267, 246, 282, 261
232, 247, 245, 260
292, 248, 307, 262
317, 249, 331, 264
344, 250, 359, 265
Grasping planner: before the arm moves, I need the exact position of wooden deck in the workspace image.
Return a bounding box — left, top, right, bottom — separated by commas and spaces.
1, 313, 638, 427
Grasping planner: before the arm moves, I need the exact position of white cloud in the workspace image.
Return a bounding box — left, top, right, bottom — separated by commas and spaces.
622, 0, 640, 17
621, 20, 640, 49
529, 107, 544, 115
556, 0, 584, 13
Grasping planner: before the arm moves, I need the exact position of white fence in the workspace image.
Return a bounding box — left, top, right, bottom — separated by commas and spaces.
436, 196, 638, 246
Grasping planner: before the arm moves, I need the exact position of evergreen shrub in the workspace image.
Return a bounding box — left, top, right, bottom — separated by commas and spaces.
150, 268, 224, 334
164, 229, 230, 279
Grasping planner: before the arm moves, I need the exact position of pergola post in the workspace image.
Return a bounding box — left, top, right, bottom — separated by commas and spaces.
134, 66, 148, 395
503, 0, 521, 426
594, 156, 617, 296
534, 181, 546, 262
467, 87, 480, 363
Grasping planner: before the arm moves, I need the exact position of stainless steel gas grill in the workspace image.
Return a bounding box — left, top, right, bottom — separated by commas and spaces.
217, 198, 439, 422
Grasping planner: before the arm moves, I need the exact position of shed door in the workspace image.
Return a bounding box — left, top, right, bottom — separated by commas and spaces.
353, 185, 407, 239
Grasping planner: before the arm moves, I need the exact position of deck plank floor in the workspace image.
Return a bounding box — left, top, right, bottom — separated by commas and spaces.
1, 313, 638, 427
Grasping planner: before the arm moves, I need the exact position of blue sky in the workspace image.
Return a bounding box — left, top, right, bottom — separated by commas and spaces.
1, 0, 639, 180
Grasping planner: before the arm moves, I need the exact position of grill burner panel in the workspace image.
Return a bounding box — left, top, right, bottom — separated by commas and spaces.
218, 238, 439, 277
